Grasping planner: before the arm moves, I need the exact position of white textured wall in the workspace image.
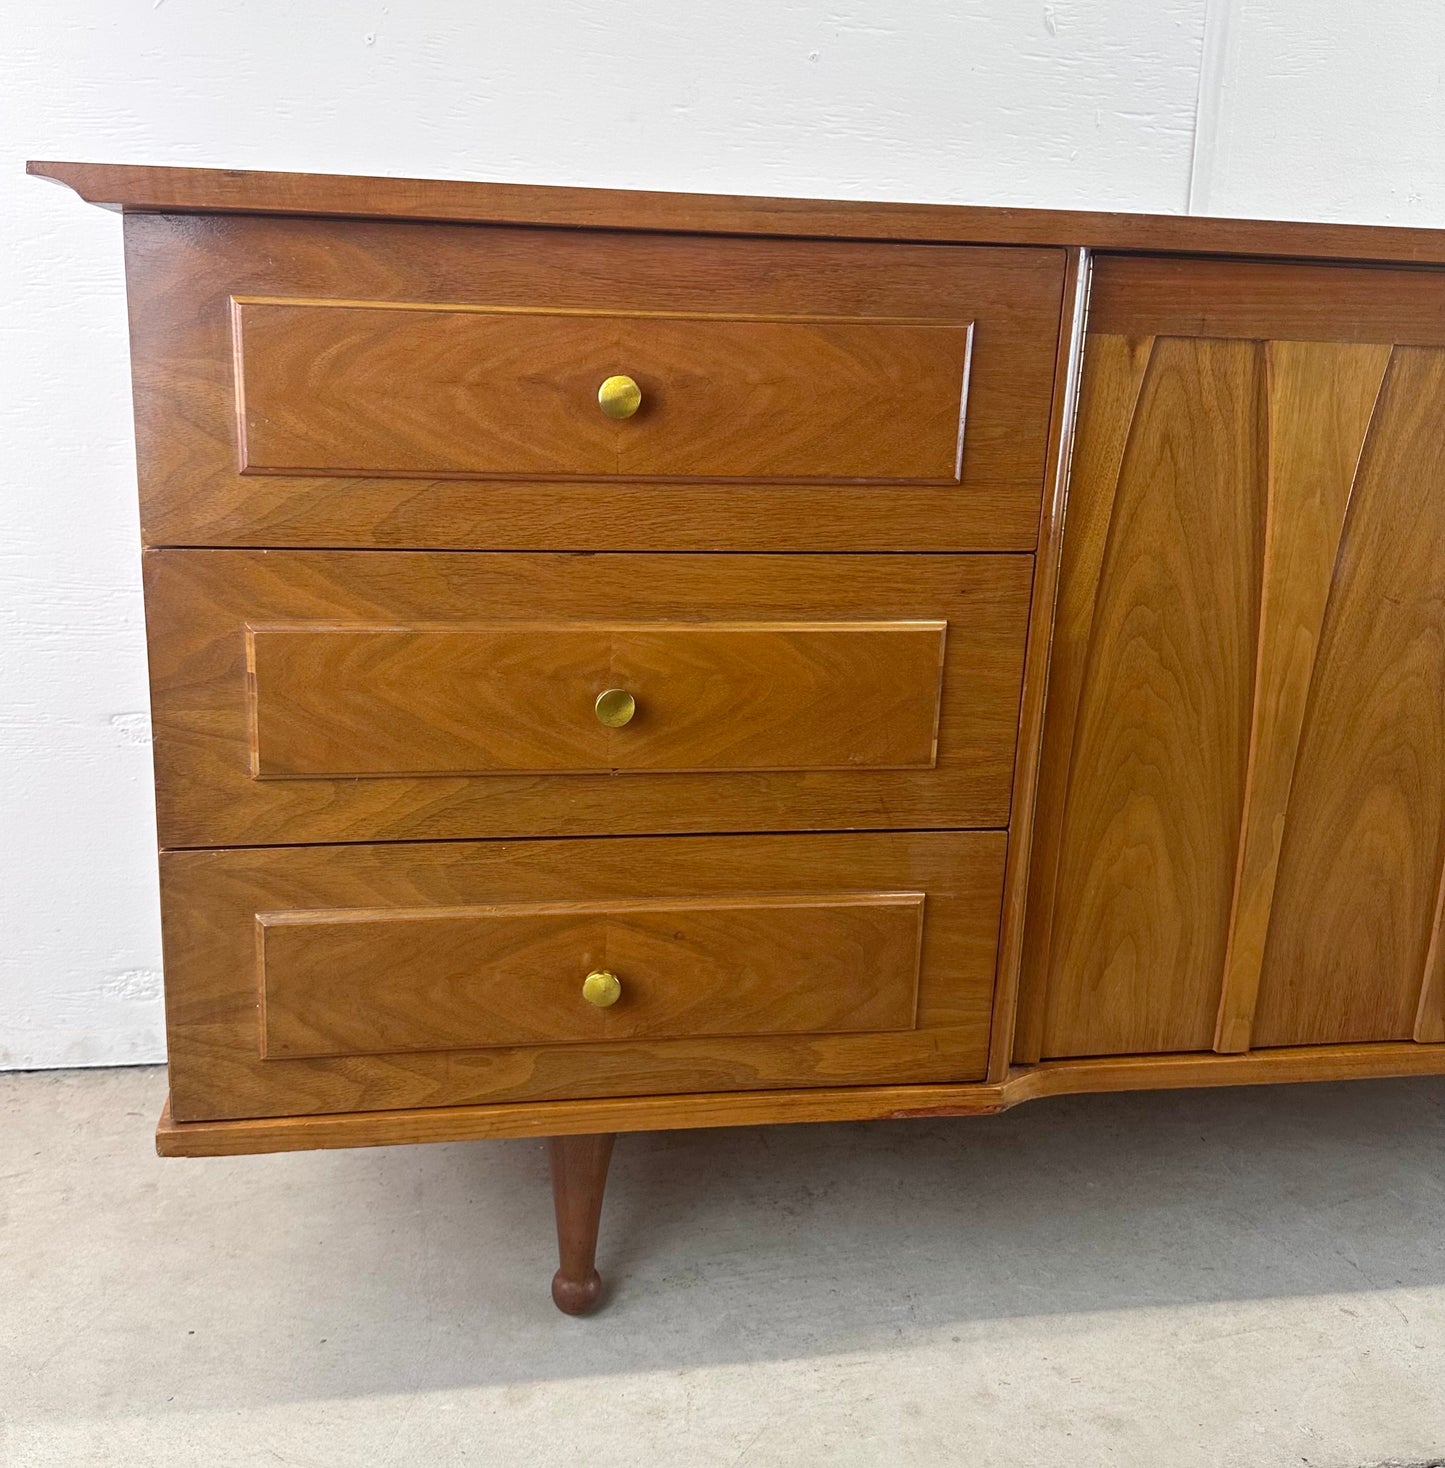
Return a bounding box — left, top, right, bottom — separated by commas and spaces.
2, 2, 1442, 1069
1189, 3, 1445, 220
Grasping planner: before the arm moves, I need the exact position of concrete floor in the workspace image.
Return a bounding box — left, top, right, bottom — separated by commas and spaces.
2, 1069, 1444, 1467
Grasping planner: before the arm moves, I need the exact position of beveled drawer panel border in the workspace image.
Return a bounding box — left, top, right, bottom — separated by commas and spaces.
231, 294, 974, 485
256, 891, 926, 1059
242, 618, 948, 779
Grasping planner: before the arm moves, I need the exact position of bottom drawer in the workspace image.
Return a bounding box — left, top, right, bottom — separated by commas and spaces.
162, 831, 1006, 1122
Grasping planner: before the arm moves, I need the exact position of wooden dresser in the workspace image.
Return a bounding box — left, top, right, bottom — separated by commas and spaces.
32, 161, 1445, 1313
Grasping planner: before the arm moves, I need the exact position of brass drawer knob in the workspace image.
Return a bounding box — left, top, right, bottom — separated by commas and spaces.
598, 374, 642, 420
594, 688, 637, 727
582, 970, 622, 1008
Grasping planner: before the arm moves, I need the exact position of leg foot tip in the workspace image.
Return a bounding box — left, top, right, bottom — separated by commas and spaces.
551, 1267, 604, 1315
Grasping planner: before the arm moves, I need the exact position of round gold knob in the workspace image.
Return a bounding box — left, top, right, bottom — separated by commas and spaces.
598, 374, 642, 420
582, 970, 622, 1007
594, 688, 636, 727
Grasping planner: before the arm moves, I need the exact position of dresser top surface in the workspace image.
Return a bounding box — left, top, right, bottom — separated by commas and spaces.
27, 159, 1445, 268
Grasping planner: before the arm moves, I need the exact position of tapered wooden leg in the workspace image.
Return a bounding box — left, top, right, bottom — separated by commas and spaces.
548, 1133, 616, 1315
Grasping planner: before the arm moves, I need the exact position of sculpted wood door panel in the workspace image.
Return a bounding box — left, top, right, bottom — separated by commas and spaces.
1019, 257, 1445, 1060
1252, 347, 1445, 1046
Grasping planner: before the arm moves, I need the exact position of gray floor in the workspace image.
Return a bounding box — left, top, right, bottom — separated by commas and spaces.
3, 1068, 1443, 1467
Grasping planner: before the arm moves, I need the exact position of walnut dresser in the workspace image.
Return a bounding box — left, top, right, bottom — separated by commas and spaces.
31, 160, 1445, 1313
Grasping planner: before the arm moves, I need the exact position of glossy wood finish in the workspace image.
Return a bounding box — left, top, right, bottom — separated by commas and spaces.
38, 162, 1445, 1293
549, 1134, 615, 1315
1251, 345, 1445, 1047
1214, 342, 1391, 1051
123, 213, 1062, 552
1031, 334, 1267, 1057
1418, 888, 1445, 1043
155, 1039, 1445, 1156
235, 297, 974, 483
259, 892, 925, 1059
1089, 255, 1445, 345
32, 159, 1445, 267
1012, 331, 1155, 1064
985, 247, 1090, 1081
161, 831, 1007, 1122
1021, 255, 1445, 1061
147, 551, 1029, 847
247, 619, 947, 779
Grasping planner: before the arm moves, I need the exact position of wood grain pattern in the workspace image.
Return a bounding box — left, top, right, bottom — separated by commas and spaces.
154, 1040, 1445, 1156
147, 551, 1028, 848
259, 893, 924, 1059
1089, 255, 1445, 345
247, 620, 946, 778
1253, 347, 1445, 1045
34, 159, 1445, 268
1040, 336, 1267, 1057
122, 213, 1062, 552
1213, 342, 1391, 1051
1024, 255, 1445, 1062
549, 1134, 614, 1315
987, 247, 1090, 1080
39, 157, 1445, 1220
235, 298, 973, 483
1416, 873, 1445, 1043
161, 831, 1007, 1122
1013, 329, 1154, 1064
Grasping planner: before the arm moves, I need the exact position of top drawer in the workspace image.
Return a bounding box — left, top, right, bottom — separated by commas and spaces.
124, 214, 1065, 551
234, 301, 973, 483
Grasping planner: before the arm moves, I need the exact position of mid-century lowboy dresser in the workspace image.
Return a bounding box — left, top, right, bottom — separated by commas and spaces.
31, 160, 1445, 1312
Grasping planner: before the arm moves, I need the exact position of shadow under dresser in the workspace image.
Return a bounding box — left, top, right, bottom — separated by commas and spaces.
30, 159, 1445, 1313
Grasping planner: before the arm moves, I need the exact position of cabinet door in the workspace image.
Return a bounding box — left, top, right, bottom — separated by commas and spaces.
1018, 256, 1445, 1059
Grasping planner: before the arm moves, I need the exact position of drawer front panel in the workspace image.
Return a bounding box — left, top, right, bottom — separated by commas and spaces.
162, 831, 1005, 1121
260, 893, 924, 1058
125, 214, 1065, 551
148, 551, 1031, 847
248, 621, 945, 777
236, 300, 972, 483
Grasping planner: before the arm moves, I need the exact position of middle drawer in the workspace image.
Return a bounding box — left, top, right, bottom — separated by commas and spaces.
146, 551, 1031, 847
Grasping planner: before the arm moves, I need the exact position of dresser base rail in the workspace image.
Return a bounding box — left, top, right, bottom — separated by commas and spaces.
156, 1041, 1445, 1158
